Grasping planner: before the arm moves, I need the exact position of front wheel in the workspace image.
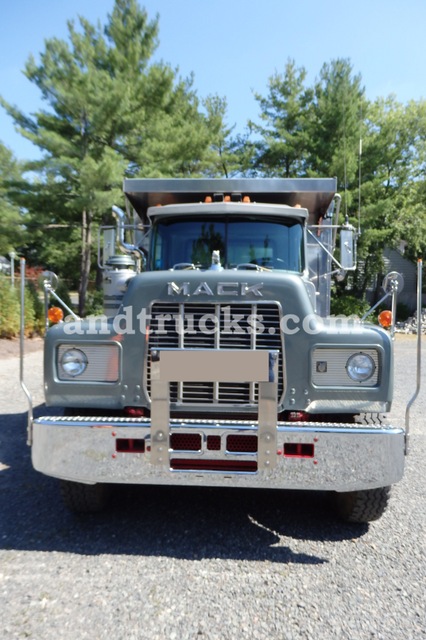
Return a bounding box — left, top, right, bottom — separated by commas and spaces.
60, 479, 110, 514
334, 486, 391, 523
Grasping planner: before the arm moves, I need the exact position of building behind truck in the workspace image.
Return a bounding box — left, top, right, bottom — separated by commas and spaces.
22, 178, 413, 523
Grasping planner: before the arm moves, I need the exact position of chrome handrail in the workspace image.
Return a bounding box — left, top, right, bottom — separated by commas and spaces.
405, 259, 423, 453
19, 258, 34, 446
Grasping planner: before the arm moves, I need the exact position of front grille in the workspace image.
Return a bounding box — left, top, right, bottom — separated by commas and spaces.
146, 302, 284, 406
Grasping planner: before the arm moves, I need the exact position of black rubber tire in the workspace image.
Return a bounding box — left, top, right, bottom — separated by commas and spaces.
335, 486, 391, 523
60, 479, 110, 514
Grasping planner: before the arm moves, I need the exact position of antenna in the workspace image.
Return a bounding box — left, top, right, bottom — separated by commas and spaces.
358, 137, 362, 236
358, 105, 362, 236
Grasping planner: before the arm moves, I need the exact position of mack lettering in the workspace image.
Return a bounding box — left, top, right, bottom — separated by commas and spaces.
167, 281, 264, 297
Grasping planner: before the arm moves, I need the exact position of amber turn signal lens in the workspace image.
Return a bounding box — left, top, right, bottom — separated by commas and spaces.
378, 310, 392, 328
48, 306, 64, 324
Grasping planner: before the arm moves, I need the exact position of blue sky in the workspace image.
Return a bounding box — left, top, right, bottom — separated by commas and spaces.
1, 0, 426, 161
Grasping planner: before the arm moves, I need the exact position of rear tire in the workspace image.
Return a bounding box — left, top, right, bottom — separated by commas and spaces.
60, 479, 110, 513
334, 486, 391, 523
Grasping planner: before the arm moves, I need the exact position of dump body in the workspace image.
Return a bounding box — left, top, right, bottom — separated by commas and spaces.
31, 179, 406, 518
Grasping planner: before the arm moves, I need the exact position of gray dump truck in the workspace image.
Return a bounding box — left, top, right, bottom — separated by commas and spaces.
21, 178, 421, 522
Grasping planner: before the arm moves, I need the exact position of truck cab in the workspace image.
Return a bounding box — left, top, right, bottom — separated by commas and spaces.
29, 179, 406, 522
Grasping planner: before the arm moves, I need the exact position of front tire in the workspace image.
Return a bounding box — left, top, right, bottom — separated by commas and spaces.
60, 480, 110, 513
334, 486, 391, 523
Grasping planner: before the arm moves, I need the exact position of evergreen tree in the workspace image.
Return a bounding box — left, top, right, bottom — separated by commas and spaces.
249, 57, 425, 305
307, 58, 365, 192
1, 0, 230, 314
250, 59, 312, 177
350, 96, 426, 296
0, 143, 24, 256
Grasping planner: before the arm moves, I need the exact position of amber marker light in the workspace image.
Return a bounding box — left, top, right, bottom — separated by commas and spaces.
378, 310, 392, 328
47, 306, 64, 324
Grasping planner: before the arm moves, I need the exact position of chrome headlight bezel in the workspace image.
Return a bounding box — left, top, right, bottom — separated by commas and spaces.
346, 352, 375, 382
60, 348, 88, 377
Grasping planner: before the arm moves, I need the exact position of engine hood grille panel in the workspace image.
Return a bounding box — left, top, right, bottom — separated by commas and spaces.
146, 302, 284, 407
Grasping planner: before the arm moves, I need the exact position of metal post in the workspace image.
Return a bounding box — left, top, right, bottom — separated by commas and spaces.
405, 259, 423, 454
19, 258, 34, 446
390, 280, 398, 340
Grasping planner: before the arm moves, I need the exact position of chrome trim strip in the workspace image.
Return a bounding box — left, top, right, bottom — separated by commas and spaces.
306, 399, 390, 412
56, 342, 121, 383
311, 347, 379, 387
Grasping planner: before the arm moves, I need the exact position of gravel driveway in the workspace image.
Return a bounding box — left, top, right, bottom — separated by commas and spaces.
0, 336, 425, 639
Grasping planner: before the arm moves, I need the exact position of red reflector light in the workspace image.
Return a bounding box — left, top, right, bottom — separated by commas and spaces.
288, 411, 309, 422
170, 459, 257, 472
116, 438, 145, 453
207, 435, 221, 450
124, 407, 145, 417
226, 434, 258, 452
283, 443, 314, 458
170, 433, 202, 451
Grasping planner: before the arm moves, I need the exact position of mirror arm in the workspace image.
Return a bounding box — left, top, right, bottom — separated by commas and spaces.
307, 228, 357, 272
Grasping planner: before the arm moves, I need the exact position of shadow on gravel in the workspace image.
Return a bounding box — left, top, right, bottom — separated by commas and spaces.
0, 406, 368, 565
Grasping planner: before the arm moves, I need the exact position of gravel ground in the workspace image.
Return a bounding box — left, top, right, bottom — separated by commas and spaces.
0, 336, 425, 640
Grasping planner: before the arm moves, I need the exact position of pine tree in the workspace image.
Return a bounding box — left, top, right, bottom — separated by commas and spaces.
1, 0, 230, 314
0, 143, 24, 256
250, 59, 312, 177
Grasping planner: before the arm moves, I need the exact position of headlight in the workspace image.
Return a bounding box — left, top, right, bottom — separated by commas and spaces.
60, 348, 88, 377
346, 352, 375, 382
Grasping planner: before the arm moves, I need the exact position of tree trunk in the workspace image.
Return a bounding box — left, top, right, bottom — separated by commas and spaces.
78, 209, 92, 317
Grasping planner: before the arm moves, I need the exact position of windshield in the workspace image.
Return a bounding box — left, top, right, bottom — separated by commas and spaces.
150, 216, 304, 271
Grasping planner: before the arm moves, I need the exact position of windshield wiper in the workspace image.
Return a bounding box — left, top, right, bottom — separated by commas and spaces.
169, 263, 200, 270
235, 263, 272, 272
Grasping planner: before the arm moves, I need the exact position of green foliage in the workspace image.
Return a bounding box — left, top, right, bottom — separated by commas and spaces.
0, 276, 20, 337
249, 58, 426, 302
54, 280, 74, 316
84, 287, 104, 317
0, 0, 232, 316
0, 276, 40, 338
308, 58, 365, 185
1, 1, 426, 306
249, 57, 365, 188
330, 294, 370, 318
0, 143, 25, 255
26, 280, 44, 332
396, 302, 412, 322
250, 59, 312, 177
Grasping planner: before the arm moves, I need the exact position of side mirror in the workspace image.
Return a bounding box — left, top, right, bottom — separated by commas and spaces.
382, 271, 404, 295
339, 227, 355, 270
38, 271, 59, 293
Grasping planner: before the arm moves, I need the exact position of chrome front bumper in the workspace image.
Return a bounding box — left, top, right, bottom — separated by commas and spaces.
32, 415, 405, 492
32, 350, 405, 491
